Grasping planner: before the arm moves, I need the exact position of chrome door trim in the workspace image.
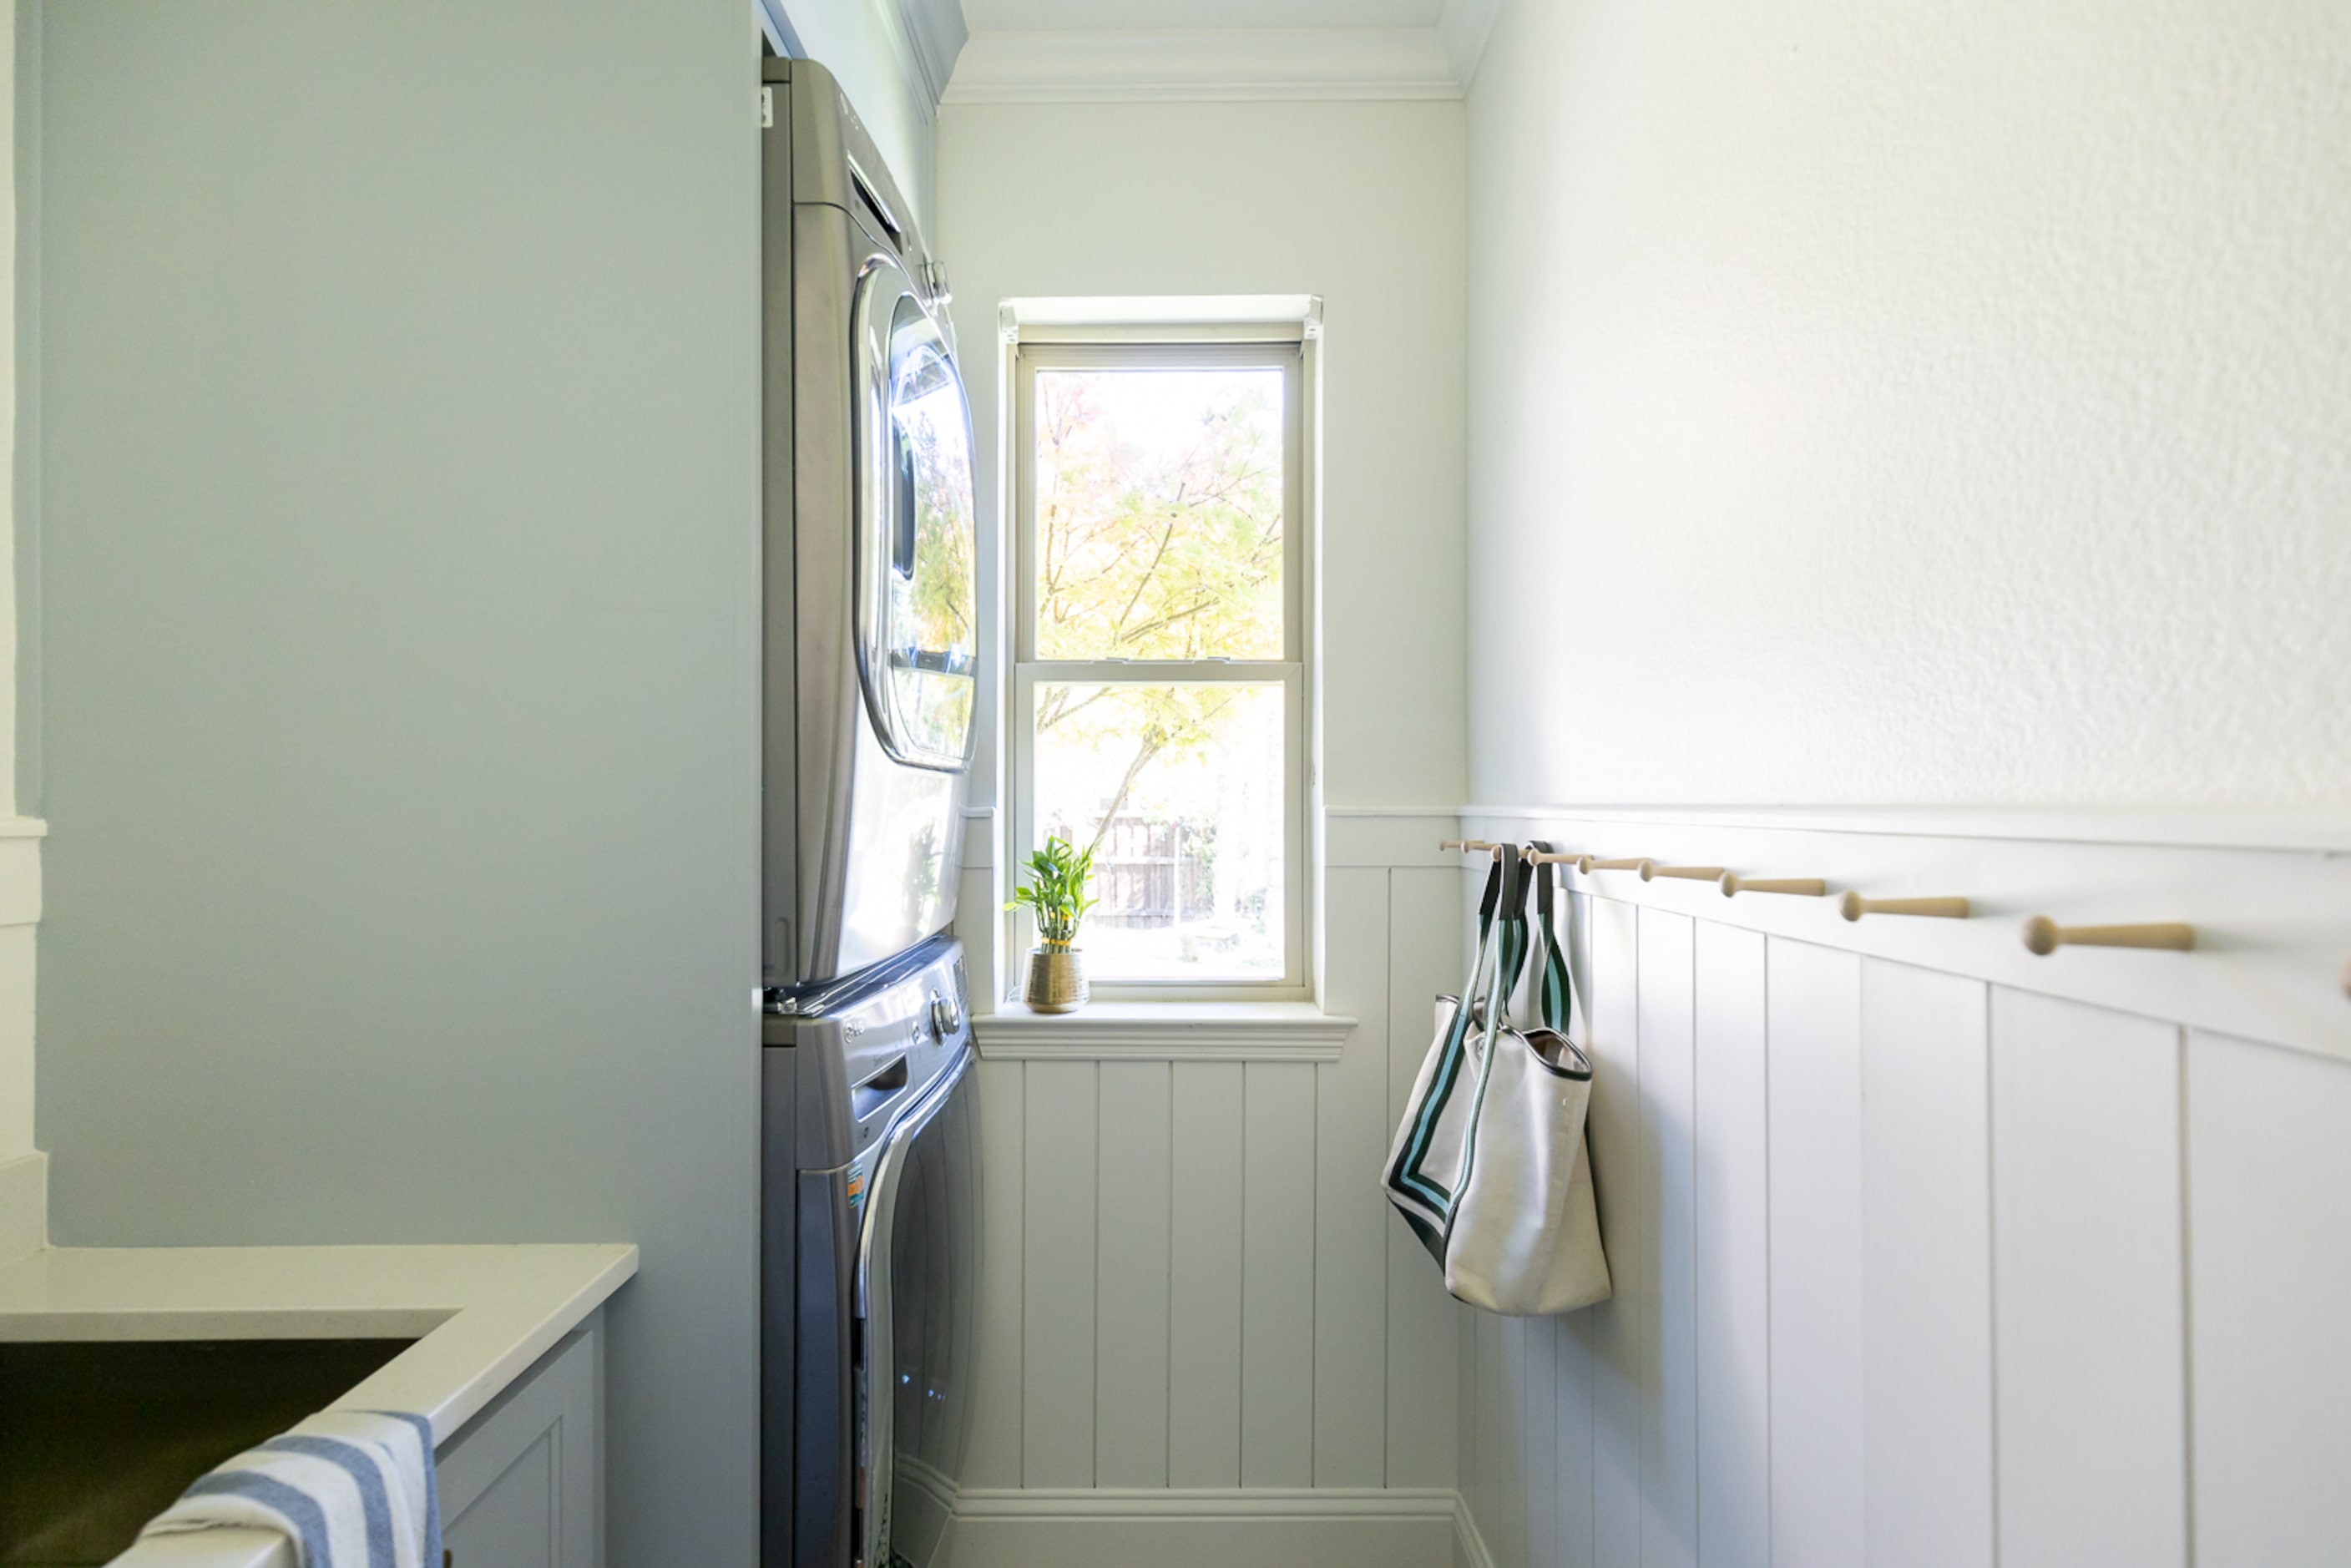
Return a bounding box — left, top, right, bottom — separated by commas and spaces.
851, 1040, 973, 1568
854, 1040, 972, 1320
850, 257, 977, 773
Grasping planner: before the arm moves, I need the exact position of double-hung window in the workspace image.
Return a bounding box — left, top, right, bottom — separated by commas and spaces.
1009, 323, 1313, 999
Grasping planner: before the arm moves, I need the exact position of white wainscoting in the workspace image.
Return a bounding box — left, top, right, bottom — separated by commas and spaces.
1452, 807, 2351, 1568
952, 811, 1469, 1561
0, 819, 46, 1262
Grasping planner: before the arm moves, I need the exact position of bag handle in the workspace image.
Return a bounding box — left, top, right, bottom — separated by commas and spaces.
1445, 847, 1532, 1243
1527, 840, 1583, 1039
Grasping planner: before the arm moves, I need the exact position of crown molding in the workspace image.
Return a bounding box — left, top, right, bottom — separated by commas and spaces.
1436, 0, 1503, 89
897, 0, 973, 109
942, 27, 1462, 104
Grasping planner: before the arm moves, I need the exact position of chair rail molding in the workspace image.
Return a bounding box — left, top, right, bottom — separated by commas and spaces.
1463, 803, 2351, 1065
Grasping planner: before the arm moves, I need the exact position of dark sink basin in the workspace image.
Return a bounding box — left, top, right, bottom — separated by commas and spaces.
0, 1337, 413, 1567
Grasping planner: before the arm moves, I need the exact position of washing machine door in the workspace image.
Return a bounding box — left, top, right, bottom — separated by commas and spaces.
855, 1044, 978, 1568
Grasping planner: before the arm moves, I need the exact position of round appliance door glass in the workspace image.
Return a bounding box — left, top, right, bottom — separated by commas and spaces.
857, 274, 978, 771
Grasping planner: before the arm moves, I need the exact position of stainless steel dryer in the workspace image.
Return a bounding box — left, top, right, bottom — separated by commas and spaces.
764, 936, 978, 1568
760, 55, 978, 995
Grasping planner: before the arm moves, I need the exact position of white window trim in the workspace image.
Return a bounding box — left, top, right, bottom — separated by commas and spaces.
995, 301, 1327, 1010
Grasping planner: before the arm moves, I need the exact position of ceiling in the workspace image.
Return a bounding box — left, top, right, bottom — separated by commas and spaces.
958, 0, 1448, 28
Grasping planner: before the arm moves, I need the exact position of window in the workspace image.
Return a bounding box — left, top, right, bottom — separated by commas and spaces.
1009, 325, 1313, 999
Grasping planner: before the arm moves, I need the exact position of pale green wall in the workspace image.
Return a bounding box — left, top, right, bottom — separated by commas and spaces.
32, 3, 762, 1560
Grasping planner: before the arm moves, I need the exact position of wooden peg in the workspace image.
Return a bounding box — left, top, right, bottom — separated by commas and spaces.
2022, 917, 2195, 956
1641, 862, 1726, 883
1439, 838, 1502, 856
1719, 873, 1828, 898
1839, 892, 1971, 922
1584, 857, 1647, 873
1523, 848, 1582, 866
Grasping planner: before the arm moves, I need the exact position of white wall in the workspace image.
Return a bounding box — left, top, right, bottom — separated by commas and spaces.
1450, 812, 2351, 1568
931, 94, 1471, 1555
1465, 0, 2351, 808
936, 96, 1469, 818
953, 822, 1465, 1567
779, 0, 941, 235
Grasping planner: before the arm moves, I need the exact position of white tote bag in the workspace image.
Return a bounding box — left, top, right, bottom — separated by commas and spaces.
1383, 847, 1611, 1315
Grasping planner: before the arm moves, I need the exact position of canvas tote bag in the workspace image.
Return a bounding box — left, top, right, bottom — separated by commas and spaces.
1383, 847, 1611, 1315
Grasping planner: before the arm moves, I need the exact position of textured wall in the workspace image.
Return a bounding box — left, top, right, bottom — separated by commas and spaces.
33, 4, 761, 1561
936, 97, 1469, 812
1466, 0, 2351, 807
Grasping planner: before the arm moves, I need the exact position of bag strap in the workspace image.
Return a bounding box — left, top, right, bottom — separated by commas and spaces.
1445, 847, 1533, 1247
1527, 840, 1581, 1038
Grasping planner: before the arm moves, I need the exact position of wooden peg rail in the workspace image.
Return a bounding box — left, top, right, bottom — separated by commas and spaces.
1719, 873, 1828, 898
1840, 892, 1971, 921
2022, 917, 2196, 955
1464, 845, 2244, 974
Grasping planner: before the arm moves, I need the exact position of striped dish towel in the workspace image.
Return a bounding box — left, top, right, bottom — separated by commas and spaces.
137, 1409, 442, 1568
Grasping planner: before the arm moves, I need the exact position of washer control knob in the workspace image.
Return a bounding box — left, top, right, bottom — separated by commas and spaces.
929, 990, 963, 1040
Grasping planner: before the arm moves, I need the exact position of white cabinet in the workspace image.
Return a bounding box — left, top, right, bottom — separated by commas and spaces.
438, 1315, 603, 1568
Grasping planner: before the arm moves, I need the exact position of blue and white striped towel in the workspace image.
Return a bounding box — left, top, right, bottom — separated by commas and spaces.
137, 1409, 442, 1568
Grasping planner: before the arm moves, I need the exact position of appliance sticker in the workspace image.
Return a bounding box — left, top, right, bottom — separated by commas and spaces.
847, 1161, 867, 1216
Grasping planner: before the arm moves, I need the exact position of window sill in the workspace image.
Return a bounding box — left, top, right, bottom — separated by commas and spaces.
971, 1002, 1358, 1062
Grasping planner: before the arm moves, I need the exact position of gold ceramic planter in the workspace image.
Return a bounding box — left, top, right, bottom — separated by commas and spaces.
1024, 943, 1089, 1014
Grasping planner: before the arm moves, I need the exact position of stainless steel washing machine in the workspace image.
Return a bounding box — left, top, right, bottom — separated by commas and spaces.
763, 935, 978, 1568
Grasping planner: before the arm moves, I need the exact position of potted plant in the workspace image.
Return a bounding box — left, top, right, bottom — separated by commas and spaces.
1007, 836, 1098, 1014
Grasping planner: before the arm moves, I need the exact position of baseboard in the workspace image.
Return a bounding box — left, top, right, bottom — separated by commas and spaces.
0, 1151, 48, 1266
1452, 1492, 1496, 1568
949, 1488, 1458, 1568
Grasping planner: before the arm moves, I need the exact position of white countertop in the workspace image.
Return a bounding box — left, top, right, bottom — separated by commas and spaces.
0, 1242, 637, 1568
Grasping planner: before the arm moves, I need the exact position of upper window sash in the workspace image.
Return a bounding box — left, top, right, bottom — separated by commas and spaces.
1014, 342, 1305, 669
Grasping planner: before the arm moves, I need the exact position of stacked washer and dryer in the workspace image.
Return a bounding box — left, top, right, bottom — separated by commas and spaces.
756, 56, 981, 1568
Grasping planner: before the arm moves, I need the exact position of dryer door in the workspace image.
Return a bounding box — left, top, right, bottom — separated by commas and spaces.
854, 262, 978, 772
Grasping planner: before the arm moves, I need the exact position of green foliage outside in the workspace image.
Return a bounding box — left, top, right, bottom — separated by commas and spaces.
1034, 370, 1284, 852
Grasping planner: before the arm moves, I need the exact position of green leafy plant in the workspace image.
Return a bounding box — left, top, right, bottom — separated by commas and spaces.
1005, 836, 1099, 948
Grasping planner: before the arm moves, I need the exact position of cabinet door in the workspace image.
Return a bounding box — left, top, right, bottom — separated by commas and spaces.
438, 1318, 602, 1568
446, 1429, 559, 1565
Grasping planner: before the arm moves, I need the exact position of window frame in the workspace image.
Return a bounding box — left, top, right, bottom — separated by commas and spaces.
1006, 329, 1318, 1003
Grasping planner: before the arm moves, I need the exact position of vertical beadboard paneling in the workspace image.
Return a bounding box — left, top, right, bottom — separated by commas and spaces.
966, 1057, 1027, 1490
1859, 961, 1995, 1568
1637, 908, 1697, 1568
1022, 1060, 1099, 1486
1691, 922, 1767, 1568
1555, 1308, 1597, 1568
1095, 1060, 1173, 1487
1168, 1060, 1246, 1487
1555, 889, 1599, 1568
1241, 1061, 1318, 1485
1527, 1307, 1559, 1568
1387, 864, 1465, 1489
1582, 895, 1643, 1568
1765, 938, 1864, 1568
1314, 866, 1393, 1487
2187, 1029, 2351, 1565
1991, 989, 2186, 1568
